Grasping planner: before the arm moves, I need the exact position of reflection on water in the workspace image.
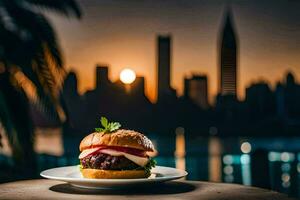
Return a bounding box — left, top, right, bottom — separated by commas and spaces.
175, 127, 186, 177
151, 134, 300, 198
208, 136, 221, 182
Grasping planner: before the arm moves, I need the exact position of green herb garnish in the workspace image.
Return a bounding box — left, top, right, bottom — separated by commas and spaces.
95, 117, 121, 133
136, 158, 156, 177
78, 164, 83, 172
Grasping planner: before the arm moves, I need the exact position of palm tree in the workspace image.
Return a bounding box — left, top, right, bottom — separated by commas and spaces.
0, 0, 81, 178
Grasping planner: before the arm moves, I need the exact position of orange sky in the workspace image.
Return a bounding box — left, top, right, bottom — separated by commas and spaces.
49, 0, 300, 103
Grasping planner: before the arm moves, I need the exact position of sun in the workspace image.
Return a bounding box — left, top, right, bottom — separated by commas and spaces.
120, 68, 136, 84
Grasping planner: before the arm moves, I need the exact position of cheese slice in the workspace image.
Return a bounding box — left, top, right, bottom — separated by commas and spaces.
99, 149, 149, 167
78, 147, 101, 159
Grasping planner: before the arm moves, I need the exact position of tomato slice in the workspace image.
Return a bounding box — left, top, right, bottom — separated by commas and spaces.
106, 146, 147, 157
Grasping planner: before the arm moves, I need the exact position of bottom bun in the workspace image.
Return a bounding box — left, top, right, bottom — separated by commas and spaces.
81, 169, 149, 179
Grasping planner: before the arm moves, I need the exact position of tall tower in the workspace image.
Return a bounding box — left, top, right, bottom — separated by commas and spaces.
157, 35, 172, 101
219, 10, 238, 96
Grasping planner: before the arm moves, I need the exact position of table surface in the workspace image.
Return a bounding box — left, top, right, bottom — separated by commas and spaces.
0, 179, 295, 200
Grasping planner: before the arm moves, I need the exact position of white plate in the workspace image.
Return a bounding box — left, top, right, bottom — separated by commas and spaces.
40, 166, 188, 189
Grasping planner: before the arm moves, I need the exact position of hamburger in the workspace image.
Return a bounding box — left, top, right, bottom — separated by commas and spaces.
78, 117, 156, 179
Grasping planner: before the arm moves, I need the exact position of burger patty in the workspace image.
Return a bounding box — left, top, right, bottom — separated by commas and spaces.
80, 153, 140, 170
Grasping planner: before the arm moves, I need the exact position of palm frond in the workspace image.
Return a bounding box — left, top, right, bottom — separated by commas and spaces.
4, 17, 65, 122
0, 91, 15, 146
35, 15, 64, 69
0, 20, 25, 67
3, 3, 64, 69
0, 99, 22, 156
13, 66, 61, 122
3, 2, 66, 120
33, 51, 58, 100
0, 72, 29, 158
24, 0, 82, 18
0, 0, 81, 169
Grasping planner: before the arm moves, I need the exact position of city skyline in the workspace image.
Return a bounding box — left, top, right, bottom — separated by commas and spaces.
61, 62, 300, 137
49, 0, 300, 102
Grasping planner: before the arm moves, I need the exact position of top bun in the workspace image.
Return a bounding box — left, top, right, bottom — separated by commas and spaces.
79, 129, 155, 152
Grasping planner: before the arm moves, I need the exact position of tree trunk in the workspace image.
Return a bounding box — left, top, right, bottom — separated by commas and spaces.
0, 71, 37, 179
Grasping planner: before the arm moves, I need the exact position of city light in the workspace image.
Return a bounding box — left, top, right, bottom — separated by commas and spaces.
280, 152, 295, 162
268, 152, 281, 162
240, 154, 250, 165
281, 173, 291, 188
281, 163, 291, 172
120, 68, 136, 84
241, 142, 252, 154
223, 165, 233, 175
223, 155, 233, 165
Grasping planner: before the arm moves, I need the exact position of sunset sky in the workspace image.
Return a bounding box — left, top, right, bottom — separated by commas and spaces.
49, 0, 300, 102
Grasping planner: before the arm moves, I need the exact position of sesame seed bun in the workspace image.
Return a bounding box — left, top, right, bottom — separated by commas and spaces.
79, 129, 155, 152
81, 169, 149, 179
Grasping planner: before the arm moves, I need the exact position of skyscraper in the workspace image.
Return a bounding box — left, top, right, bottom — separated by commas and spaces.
96, 65, 110, 89
157, 35, 175, 101
63, 71, 78, 97
184, 75, 209, 109
219, 10, 238, 96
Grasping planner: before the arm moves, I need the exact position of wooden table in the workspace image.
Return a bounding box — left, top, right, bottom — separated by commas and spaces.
0, 179, 295, 200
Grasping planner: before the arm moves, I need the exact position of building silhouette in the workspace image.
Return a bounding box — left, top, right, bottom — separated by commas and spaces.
114, 76, 147, 97
96, 65, 110, 90
245, 81, 276, 118
219, 10, 238, 96
184, 74, 209, 109
62, 71, 79, 98
283, 72, 300, 119
131, 76, 145, 96
157, 35, 176, 102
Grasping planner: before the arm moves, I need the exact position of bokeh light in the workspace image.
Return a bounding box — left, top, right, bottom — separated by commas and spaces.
241, 142, 252, 154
